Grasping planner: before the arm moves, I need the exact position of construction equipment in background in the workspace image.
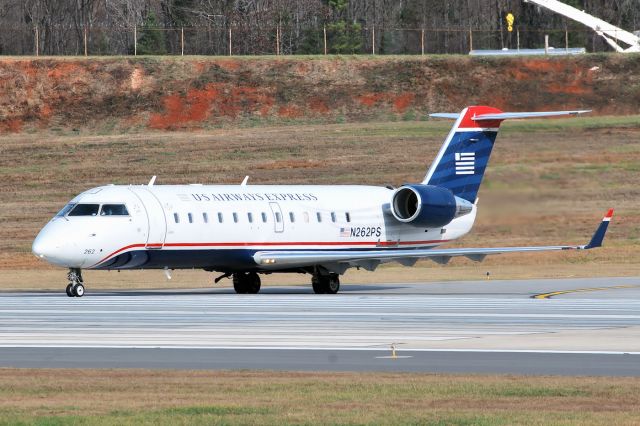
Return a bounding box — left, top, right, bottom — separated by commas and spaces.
524, 0, 640, 53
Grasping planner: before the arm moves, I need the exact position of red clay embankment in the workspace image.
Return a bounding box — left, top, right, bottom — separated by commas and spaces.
0, 55, 638, 133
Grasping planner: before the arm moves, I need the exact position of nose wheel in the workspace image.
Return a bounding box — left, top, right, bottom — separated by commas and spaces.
66, 268, 85, 297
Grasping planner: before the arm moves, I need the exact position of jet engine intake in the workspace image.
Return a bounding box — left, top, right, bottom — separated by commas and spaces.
391, 184, 473, 228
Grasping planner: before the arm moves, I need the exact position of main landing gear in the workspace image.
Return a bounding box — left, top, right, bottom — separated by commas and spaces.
66, 268, 85, 297
312, 272, 340, 294
233, 272, 261, 294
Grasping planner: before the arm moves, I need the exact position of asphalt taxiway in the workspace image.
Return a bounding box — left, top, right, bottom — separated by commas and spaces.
1, 277, 639, 375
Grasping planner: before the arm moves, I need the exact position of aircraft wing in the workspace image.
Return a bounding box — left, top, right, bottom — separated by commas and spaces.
253, 209, 613, 272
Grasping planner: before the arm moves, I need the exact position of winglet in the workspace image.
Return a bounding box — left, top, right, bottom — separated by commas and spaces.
584, 209, 614, 249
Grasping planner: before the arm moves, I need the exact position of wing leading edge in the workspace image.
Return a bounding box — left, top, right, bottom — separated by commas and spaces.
253, 209, 613, 272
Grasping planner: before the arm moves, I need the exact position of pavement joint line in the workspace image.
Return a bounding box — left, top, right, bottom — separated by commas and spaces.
532, 284, 640, 299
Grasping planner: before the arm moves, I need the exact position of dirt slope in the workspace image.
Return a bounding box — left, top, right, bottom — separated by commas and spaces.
0, 54, 638, 133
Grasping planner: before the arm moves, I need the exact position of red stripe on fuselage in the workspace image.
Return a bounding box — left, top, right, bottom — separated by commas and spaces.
90, 239, 450, 268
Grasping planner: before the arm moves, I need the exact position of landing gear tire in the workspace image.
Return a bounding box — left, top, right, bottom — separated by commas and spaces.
312, 273, 340, 294
312, 277, 325, 294
74, 283, 85, 297
247, 273, 261, 294
65, 284, 74, 297
233, 272, 261, 294
326, 274, 340, 294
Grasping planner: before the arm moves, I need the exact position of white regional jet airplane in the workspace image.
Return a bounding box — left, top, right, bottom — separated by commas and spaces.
33, 106, 613, 297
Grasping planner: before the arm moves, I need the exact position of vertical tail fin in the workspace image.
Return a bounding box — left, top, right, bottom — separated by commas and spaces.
424, 106, 504, 203
424, 106, 590, 203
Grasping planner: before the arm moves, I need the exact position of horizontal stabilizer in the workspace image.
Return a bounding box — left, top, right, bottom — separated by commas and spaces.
474, 110, 591, 120
429, 113, 460, 120
430, 110, 591, 121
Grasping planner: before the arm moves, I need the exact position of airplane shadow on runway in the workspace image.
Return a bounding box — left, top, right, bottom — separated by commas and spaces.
97, 284, 407, 297
5, 284, 409, 297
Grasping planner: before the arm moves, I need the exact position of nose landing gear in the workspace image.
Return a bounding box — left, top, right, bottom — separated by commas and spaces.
66, 268, 85, 297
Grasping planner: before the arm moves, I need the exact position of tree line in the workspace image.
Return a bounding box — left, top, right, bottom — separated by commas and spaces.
0, 0, 637, 55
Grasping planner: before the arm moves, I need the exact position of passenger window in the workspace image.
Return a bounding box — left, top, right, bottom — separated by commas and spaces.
316, 212, 322, 223
174, 213, 180, 224
345, 212, 351, 223
289, 212, 295, 223
303, 212, 309, 223
203, 212, 208, 223
218, 212, 224, 223
261, 212, 267, 223
275, 212, 282, 223
248, 212, 253, 223
188, 213, 193, 224
68, 204, 100, 216
331, 212, 337, 223
100, 204, 129, 216
56, 203, 76, 217
233, 212, 239, 223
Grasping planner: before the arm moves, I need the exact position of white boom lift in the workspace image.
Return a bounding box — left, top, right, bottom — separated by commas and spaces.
524, 0, 640, 52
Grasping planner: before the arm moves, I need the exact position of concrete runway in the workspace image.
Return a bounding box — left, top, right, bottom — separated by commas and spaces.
1, 276, 639, 375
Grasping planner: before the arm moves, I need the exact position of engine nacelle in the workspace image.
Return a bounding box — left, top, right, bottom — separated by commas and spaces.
390, 184, 473, 228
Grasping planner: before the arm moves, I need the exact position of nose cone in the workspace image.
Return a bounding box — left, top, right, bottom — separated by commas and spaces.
32, 221, 82, 268
32, 230, 54, 260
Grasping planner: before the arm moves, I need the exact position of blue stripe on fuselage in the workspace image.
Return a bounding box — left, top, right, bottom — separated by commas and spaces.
92, 246, 440, 272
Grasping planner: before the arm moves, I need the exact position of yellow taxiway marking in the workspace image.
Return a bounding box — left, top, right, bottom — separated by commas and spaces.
533, 285, 640, 299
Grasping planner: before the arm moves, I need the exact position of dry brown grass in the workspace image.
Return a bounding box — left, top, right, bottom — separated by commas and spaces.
0, 369, 639, 424
1, 117, 639, 289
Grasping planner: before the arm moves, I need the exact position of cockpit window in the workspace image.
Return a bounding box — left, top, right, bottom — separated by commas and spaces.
68, 204, 100, 216
56, 203, 76, 217
100, 204, 129, 216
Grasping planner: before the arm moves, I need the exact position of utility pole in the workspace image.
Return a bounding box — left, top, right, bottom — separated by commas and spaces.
323, 25, 327, 55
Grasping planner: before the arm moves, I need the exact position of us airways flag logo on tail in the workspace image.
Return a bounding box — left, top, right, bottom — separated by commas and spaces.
455, 152, 475, 175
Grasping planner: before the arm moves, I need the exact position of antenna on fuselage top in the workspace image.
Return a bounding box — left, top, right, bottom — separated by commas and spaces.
148, 175, 157, 187
241, 175, 249, 186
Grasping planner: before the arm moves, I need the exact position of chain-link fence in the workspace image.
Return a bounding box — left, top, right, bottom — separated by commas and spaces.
0, 25, 624, 56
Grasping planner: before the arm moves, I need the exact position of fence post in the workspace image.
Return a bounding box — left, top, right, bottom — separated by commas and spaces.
276, 24, 280, 55
228, 27, 232, 56
544, 34, 549, 54
34, 26, 39, 56
372, 26, 375, 54
134, 26, 137, 56
323, 25, 327, 55
565, 28, 568, 52
421, 28, 424, 55
468, 28, 473, 52
517, 29, 520, 51
181, 27, 184, 55
83, 27, 88, 56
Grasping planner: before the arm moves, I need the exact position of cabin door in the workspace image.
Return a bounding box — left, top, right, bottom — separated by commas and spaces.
129, 187, 167, 248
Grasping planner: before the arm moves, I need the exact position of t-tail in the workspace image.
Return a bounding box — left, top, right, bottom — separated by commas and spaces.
424, 106, 590, 203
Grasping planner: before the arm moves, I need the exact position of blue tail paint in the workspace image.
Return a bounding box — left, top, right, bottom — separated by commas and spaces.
423, 106, 504, 203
